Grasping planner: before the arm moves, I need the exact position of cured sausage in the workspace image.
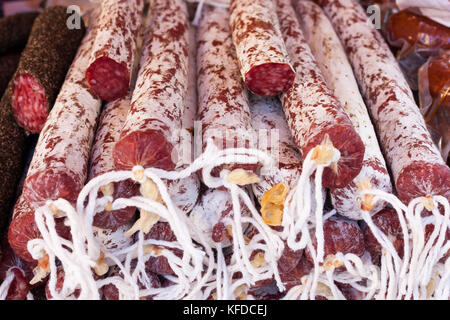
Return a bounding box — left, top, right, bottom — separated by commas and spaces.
362, 207, 405, 265
275, 0, 365, 189
0, 12, 38, 55
88, 97, 138, 230
386, 10, 450, 54
189, 188, 248, 248
8, 14, 100, 262
249, 94, 302, 204
143, 221, 183, 276
363, 207, 450, 265
196, 5, 257, 176
296, 0, 393, 219
247, 94, 308, 226
305, 217, 366, 265
102, 261, 161, 300
229, 0, 296, 96
0, 79, 27, 235
19, 13, 101, 206
113, 0, 189, 172
418, 51, 449, 163
0, 52, 20, 97
0, 238, 36, 300
85, 0, 145, 102
8, 196, 71, 263
10, 6, 86, 133
319, 0, 450, 204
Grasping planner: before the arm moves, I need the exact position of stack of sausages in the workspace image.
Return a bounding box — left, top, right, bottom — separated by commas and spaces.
0, 0, 448, 300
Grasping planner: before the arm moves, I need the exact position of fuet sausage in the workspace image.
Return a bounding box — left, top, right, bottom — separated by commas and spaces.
9, 13, 101, 262
10, 6, 86, 133
296, 0, 393, 219
249, 94, 302, 204
85, 0, 145, 102
88, 96, 139, 230
19, 12, 101, 206
248, 94, 306, 227
319, 0, 450, 204
229, 0, 296, 96
113, 0, 190, 172
197, 5, 257, 176
275, 0, 365, 189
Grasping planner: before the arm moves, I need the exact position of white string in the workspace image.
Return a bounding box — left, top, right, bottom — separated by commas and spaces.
0, 271, 15, 300
21, 136, 449, 300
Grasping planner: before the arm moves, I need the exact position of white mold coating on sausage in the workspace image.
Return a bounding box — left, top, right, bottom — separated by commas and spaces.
320, 0, 448, 201
297, 0, 393, 219
197, 5, 255, 152
22, 12, 102, 203
248, 94, 302, 202
89, 0, 145, 79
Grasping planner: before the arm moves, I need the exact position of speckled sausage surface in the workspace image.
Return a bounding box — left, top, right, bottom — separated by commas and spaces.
229, 0, 296, 96
20, 14, 101, 206
197, 5, 257, 176
276, 0, 365, 189
85, 0, 145, 102
319, 0, 450, 204
248, 94, 302, 202
10, 7, 85, 133
89, 97, 138, 230
113, 0, 189, 172
296, 0, 393, 219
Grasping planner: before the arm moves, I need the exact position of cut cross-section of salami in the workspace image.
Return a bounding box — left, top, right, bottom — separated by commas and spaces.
319, 0, 450, 204
85, 0, 145, 102
18, 12, 101, 207
0, 12, 38, 55
197, 5, 257, 177
113, 0, 190, 171
10, 6, 86, 133
275, 0, 365, 189
296, 0, 393, 219
8, 196, 71, 263
88, 96, 138, 230
229, 0, 296, 96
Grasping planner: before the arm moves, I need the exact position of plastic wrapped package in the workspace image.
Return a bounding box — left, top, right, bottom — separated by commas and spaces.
418, 50, 450, 164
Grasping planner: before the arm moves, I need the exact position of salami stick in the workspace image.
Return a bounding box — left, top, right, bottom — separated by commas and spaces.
88, 97, 138, 230
0, 77, 27, 235
248, 94, 303, 226
229, 0, 296, 96
0, 12, 38, 55
197, 5, 257, 176
113, 0, 190, 171
319, 0, 450, 204
249, 94, 302, 201
275, 0, 365, 189
19, 13, 101, 206
11, 6, 86, 133
296, 0, 393, 219
85, 0, 145, 102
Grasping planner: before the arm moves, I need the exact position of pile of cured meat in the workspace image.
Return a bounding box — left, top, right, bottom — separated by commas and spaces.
0, 0, 449, 300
